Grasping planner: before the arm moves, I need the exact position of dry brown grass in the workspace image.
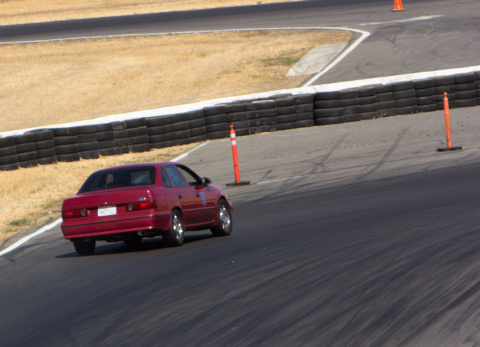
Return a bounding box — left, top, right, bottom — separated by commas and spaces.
0, 30, 351, 132
0, 0, 300, 25
0, 144, 197, 244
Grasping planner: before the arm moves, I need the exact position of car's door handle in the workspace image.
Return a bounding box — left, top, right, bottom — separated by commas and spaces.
195, 193, 200, 197
178, 194, 182, 199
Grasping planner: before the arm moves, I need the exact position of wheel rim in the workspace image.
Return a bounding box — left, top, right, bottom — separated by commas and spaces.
219, 204, 231, 230
172, 213, 184, 240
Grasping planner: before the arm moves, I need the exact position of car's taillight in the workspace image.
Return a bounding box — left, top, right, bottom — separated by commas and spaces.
127, 200, 156, 212
62, 209, 87, 219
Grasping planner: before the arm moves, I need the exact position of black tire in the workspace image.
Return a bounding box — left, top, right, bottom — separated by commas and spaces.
314, 99, 343, 109
146, 116, 171, 127
0, 146, 16, 157
124, 118, 146, 129
392, 81, 414, 91
54, 136, 77, 146
127, 127, 148, 137
19, 160, 37, 168
190, 127, 206, 137
206, 123, 229, 133
189, 118, 205, 129
314, 108, 343, 118
97, 140, 114, 149
314, 91, 342, 101
414, 78, 435, 89
206, 130, 230, 140
395, 98, 417, 108
0, 137, 15, 147
78, 141, 99, 152
35, 149, 54, 161
37, 156, 57, 165
375, 93, 394, 102
149, 134, 169, 144
52, 127, 77, 137
203, 105, 226, 117
15, 134, 35, 145
27, 129, 54, 142
277, 123, 297, 131
455, 90, 476, 100
0, 163, 19, 171
210, 199, 233, 237
17, 151, 37, 162
113, 130, 128, 139
115, 147, 130, 155
454, 73, 475, 84
358, 87, 377, 98
204, 114, 227, 125
416, 96, 436, 106
35, 139, 55, 150
455, 82, 475, 92
315, 116, 344, 125
0, 154, 18, 166
393, 89, 416, 100
415, 88, 435, 97
295, 94, 314, 105
76, 125, 97, 135
163, 210, 184, 247
96, 131, 114, 141
16, 142, 35, 154
225, 103, 249, 113
99, 148, 116, 156
295, 104, 314, 113
277, 106, 297, 116
73, 239, 96, 256
57, 153, 80, 162
128, 135, 149, 145
56, 144, 79, 155
277, 114, 298, 124
129, 143, 151, 153
79, 150, 100, 160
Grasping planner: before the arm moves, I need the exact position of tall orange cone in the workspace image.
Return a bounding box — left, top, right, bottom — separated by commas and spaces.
393, 0, 404, 11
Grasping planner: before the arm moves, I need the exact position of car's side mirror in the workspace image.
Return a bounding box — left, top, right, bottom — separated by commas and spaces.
201, 177, 212, 186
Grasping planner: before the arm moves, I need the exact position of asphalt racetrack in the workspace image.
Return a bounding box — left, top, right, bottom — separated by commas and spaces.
2, 0, 480, 346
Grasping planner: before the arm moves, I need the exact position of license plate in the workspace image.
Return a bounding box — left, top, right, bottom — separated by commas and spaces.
98, 206, 116, 217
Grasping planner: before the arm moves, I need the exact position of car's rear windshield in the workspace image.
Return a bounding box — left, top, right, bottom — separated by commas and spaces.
79, 166, 156, 193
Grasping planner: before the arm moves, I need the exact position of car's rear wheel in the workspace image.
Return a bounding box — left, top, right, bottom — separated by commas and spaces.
163, 209, 184, 246
72, 238, 96, 256
211, 199, 232, 236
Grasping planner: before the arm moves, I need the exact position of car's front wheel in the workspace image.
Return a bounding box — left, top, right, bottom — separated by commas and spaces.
72, 238, 96, 256
163, 209, 184, 247
211, 199, 232, 236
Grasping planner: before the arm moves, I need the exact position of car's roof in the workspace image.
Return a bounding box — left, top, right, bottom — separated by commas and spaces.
93, 161, 180, 173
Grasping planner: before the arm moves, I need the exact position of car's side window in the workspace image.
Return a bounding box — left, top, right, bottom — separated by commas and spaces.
161, 167, 172, 188
164, 165, 188, 187
176, 165, 202, 186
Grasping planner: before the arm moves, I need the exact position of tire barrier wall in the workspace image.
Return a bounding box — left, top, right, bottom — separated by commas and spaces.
1, 72, 480, 171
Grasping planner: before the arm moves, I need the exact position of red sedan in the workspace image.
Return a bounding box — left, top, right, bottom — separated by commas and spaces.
61, 162, 233, 255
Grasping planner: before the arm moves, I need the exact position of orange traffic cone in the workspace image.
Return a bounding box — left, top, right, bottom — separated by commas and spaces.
393, 0, 404, 11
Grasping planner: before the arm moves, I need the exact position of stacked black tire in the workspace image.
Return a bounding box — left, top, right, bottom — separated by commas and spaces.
1, 72, 480, 171
313, 72, 480, 126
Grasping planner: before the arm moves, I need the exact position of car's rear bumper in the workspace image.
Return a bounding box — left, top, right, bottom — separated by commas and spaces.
61, 212, 170, 240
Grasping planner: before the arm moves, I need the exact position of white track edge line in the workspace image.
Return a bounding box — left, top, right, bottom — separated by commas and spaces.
0, 218, 62, 257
